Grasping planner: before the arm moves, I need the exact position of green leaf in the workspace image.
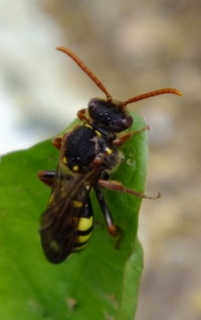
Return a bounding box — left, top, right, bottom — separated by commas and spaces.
0, 112, 147, 320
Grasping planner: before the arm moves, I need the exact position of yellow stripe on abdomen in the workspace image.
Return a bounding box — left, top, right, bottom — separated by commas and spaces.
78, 215, 93, 232
73, 216, 93, 252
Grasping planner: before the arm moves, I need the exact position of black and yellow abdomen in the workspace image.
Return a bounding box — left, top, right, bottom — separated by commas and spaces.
73, 199, 94, 252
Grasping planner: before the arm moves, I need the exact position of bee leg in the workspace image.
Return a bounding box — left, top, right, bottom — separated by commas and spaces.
77, 108, 90, 122
38, 170, 55, 187
52, 109, 90, 151
52, 110, 90, 151
113, 125, 149, 146
52, 131, 70, 150
52, 136, 63, 150
98, 179, 160, 200
94, 186, 120, 237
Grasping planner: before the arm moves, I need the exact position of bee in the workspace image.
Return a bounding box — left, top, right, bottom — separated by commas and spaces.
38, 47, 182, 264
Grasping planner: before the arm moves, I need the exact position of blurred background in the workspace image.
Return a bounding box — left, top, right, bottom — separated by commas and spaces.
1, 1, 201, 319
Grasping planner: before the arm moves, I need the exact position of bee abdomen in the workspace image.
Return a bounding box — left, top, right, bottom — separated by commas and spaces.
73, 200, 94, 252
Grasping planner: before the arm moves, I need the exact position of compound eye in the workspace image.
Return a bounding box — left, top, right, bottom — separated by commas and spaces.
122, 115, 133, 128
88, 98, 98, 110
88, 98, 106, 120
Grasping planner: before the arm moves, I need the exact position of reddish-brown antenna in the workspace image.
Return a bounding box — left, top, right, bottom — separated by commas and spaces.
57, 46, 182, 106
57, 46, 112, 102
121, 88, 182, 107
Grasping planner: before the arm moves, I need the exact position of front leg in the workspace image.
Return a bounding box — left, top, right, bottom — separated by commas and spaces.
52, 131, 70, 150
77, 108, 89, 122
113, 125, 149, 146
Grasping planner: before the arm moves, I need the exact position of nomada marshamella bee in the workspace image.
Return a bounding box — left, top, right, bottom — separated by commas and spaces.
38, 46, 182, 264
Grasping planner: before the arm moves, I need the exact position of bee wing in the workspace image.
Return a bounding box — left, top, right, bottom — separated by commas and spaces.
40, 164, 100, 263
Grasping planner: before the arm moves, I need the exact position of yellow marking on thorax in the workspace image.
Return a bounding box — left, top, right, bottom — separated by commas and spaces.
84, 123, 93, 129
84, 123, 102, 137
72, 165, 79, 172
105, 147, 112, 155
95, 130, 102, 137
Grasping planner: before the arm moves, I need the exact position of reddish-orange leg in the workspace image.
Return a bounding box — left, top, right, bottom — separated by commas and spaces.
52, 136, 63, 150
77, 108, 89, 122
113, 125, 149, 146
98, 179, 160, 200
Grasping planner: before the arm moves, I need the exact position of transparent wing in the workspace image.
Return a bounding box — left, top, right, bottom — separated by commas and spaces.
40, 164, 100, 263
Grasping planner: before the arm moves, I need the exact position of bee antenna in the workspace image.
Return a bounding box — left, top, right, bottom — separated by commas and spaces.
57, 46, 112, 102
121, 88, 183, 107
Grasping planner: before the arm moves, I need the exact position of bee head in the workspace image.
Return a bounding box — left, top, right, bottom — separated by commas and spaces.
88, 98, 133, 133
